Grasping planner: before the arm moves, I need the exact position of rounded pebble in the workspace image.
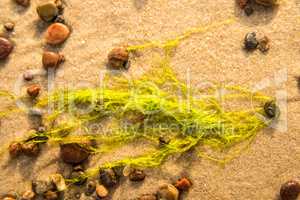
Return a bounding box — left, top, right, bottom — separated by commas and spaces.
45, 23, 70, 45
157, 184, 179, 200
4, 22, 15, 31
258, 36, 270, 53
128, 169, 146, 182
60, 143, 90, 164
108, 47, 129, 69
42, 51, 64, 70
99, 169, 118, 187
21, 190, 35, 200
0, 37, 13, 59
280, 180, 300, 200
244, 32, 258, 50
23, 72, 34, 81
175, 178, 192, 191
264, 101, 277, 118
27, 84, 41, 98
96, 184, 109, 198
37, 2, 59, 22
8, 142, 22, 157
50, 174, 66, 191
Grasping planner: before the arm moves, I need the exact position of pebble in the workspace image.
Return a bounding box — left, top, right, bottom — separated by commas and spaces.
238, 0, 249, 9
21, 190, 35, 200
42, 51, 64, 70
99, 169, 118, 187
50, 174, 66, 191
22, 143, 40, 156
4, 22, 15, 31
37, 2, 59, 22
244, 32, 258, 51
60, 143, 90, 164
123, 165, 134, 177
157, 184, 179, 200
32, 180, 54, 195
44, 190, 58, 200
129, 169, 146, 182
45, 23, 70, 45
27, 84, 41, 98
14, 0, 30, 7
258, 36, 270, 53
95, 184, 109, 198
244, 5, 254, 16
0, 37, 13, 59
159, 136, 171, 146
280, 180, 300, 200
108, 47, 129, 69
138, 194, 157, 200
255, 0, 277, 6
264, 101, 277, 118
23, 71, 34, 81
85, 180, 96, 195
8, 142, 22, 157
175, 178, 192, 191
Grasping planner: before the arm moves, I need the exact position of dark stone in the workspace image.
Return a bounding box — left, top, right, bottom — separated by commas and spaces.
280, 180, 300, 200
244, 32, 258, 50
99, 169, 118, 187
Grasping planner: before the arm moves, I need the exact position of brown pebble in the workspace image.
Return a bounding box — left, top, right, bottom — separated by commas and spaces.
175, 178, 192, 191
21, 190, 35, 200
4, 22, 15, 31
44, 191, 58, 200
60, 143, 90, 164
258, 36, 270, 53
8, 142, 22, 157
15, 0, 30, 7
22, 143, 40, 157
129, 169, 146, 182
280, 180, 300, 200
237, 0, 249, 9
99, 168, 118, 187
42, 51, 64, 70
0, 37, 13, 60
23, 72, 34, 81
36, 2, 59, 22
157, 184, 179, 200
96, 184, 109, 198
27, 84, 41, 98
45, 23, 70, 45
108, 47, 129, 69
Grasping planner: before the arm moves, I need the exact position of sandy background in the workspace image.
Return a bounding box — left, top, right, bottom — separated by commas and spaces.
0, 0, 300, 199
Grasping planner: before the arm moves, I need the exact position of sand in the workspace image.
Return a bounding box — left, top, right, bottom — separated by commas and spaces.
0, 0, 300, 199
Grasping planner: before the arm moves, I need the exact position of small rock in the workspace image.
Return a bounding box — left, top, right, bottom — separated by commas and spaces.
44, 190, 58, 200
22, 143, 40, 157
264, 101, 277, 118
4, 22, 15, 31
138, 194, 157, 200
32, 180, 54, 195
85, 180, 96, 195
45, 23, 70, 45
23, 71, 34, 81
37, 2, 59, 22
108, 47, 129, 69
21, 190, 35, 200
157, 183, 179, 200
42, 51, 64, 70
8, 142, 22, 157
50, 174, 66, 191
255, 0, 277, 6
96, 184, 109, 198
129, 169, 146, 182
280, 180, 300, 200
174, 178, 192, 191
14, 0, 30, 7
27, 84, 41, 98
258, 36, 270, 53
99, 169, 118, 187
60, 143, 90, 164
159, 136, 170, 146
0, 37, 13, 59
70, 170, 87, 186
244, 32, 258, 51
237, 0, 249, 9
123, 165, 134, 177
244, 5, 254, 16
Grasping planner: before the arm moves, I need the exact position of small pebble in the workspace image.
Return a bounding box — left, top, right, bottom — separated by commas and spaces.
22, 143, 40, 157
238, 0, 249, 9
95, 184, 109, 198
23, 71, 34, 81
280, 180, 300, 200
70, 170, 87, 186
157, 184, 179, 200
244, 32, 258, 51
45, 23, 70, 45
14, 0, 30, 7
85, 180, 96, 195
0, 37, 13, 59
264, 101, 277, 118
32, 180, 54, 195
99, 168, 118, 187
175, 178, 192, 191
21, 190, 35, 200
44, 191, 58, 200
108, 47, 129, 69
37, 2, 59, 22
4, 22, 15, 31
27, 84, 41, 98
129, 169, 146, 182
8, 142, 22, 157
138, 194, 157, 200
255, 0, 277, 6
50, 174, 66, 191
258, 36, 270, 53
123, 165, 134, 177
42, 51, 64, 70
159, 136, 171, 146
60, 143, 90, 164
244, 5, 254, 16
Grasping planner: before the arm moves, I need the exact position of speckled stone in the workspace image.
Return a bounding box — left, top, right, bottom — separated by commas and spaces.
0, 37, 13, 59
